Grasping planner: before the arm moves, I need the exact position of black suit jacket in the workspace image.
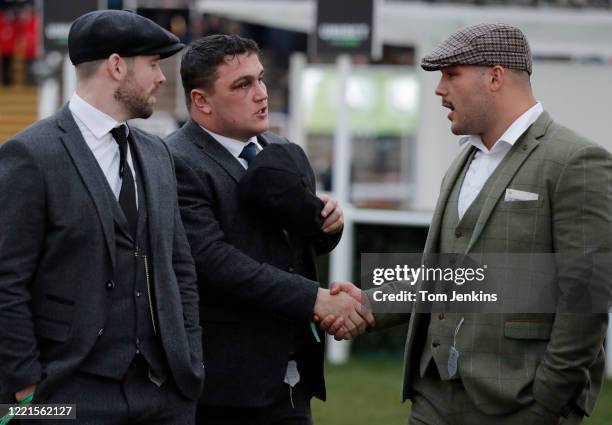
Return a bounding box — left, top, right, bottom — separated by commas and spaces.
166, 120, 341, 407
0, 105, 204, 402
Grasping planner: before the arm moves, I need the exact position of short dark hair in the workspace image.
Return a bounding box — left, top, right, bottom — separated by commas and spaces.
180, 34, 260, 108
75, 59, 105, 80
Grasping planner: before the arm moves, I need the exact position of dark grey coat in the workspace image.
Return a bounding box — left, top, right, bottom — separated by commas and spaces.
166, 120, 340, 407
0, 105, 204, 403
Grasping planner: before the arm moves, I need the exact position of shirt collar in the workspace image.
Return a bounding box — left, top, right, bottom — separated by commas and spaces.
200, 126, 261, 158
69, 92, 128, 139
458, 102, 544, 153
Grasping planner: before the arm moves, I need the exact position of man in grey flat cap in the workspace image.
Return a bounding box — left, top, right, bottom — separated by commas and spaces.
321, 23, 611, 425
0, 9, 204, 424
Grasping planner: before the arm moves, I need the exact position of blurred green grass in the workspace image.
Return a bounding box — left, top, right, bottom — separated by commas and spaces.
312, 355, 612, 425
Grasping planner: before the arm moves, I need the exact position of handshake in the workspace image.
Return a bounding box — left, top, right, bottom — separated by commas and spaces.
313, 282, 375, 340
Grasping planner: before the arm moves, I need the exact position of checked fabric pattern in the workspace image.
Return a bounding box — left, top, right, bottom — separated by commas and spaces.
421, 23, 532, 74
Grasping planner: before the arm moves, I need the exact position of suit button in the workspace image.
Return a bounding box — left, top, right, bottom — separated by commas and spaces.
287, 265, 295, 273
106, 280, 115, 290
455, 229, 463, 238
432, 339, 440, 348
136, 290, 142, 298
98, 328, 104, 337
438, 313, 444, 320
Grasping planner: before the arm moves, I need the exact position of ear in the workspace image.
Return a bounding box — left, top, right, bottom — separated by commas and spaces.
106, 53, 128, 82
489, 65, 505, 92
191, 89, 212, 114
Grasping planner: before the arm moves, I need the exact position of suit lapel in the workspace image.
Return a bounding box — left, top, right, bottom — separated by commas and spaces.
423, 145, 474, 255
186, 120, 246, 183
257, 132, 284, 147
129, 129, 160, 254
409, 143, 478, 386
56, 105, 116, 272
417, 145, 475, 322
465, 112, 552, 252
257, 134, 270, 147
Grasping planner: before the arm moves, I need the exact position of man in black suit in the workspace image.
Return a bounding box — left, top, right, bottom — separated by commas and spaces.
0, 10, 204, 424
166, 34, 373, 425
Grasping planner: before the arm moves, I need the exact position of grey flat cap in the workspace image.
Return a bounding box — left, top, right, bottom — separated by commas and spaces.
69, 10, 184, 65
421, 23, 532, 74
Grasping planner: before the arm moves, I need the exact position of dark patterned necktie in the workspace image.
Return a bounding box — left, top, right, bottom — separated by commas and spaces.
238, 142, 258, 166
111, 125, 138, 237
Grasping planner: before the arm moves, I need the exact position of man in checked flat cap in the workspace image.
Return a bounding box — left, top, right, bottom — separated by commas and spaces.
0, 9, 204, 424
321, 23, 612, 424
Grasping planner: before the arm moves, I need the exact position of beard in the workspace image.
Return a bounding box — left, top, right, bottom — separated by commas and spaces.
114, 73, 154, 120
451, 91, 492, 137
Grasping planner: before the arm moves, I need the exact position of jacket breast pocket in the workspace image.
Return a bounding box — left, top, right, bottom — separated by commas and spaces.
499, 198, 544, 210
34, 294, 75, 342
504, 320, 553, 340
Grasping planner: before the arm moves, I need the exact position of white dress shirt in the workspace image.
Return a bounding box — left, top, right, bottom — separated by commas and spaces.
457, 102, 543, 219
68, 93, 138, 207
200, 126, 262, 169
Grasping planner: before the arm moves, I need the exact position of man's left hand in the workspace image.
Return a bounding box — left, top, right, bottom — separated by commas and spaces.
319, 194, 343, 234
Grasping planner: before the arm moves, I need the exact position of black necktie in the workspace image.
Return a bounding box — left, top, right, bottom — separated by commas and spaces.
238, 142, 258, 166
111, 125, 138, 238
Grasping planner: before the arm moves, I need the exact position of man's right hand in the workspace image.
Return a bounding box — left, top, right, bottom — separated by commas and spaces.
15, 384, 36, 403
313, 283, 375, 340
313, 288, 369, 339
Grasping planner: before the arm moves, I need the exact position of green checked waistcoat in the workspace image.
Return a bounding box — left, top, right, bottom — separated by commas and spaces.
419, 148, 477, 381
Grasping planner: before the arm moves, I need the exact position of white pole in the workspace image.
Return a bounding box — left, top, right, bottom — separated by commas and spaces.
62, 54, 76, 105
38, 78, 60, 119
123, 0, 138, 10
175, 52, 188, 121
288, 52, 307, 149
607, 314, 612, 377
326, 54, 353, 365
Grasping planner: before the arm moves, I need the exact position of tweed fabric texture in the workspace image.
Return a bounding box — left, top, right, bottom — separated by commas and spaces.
421, 23, 532, 74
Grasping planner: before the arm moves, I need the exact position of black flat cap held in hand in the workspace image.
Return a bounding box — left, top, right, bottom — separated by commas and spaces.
421, 23, 532, 74
239, 143, 325, 236
68, 9, 184, 65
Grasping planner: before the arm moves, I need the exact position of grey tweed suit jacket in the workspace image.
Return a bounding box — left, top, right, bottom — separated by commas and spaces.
0, 105, 204, 402
369, 112, 612, 417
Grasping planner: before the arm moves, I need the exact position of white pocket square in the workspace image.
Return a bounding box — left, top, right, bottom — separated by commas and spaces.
504, 189, 539, 202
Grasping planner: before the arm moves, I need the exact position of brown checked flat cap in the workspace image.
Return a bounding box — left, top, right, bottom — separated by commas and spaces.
421, 23, 532, 74
68, 10, 184, 65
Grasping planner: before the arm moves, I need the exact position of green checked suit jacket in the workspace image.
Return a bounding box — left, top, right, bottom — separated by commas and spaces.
369, 111, 612, 417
